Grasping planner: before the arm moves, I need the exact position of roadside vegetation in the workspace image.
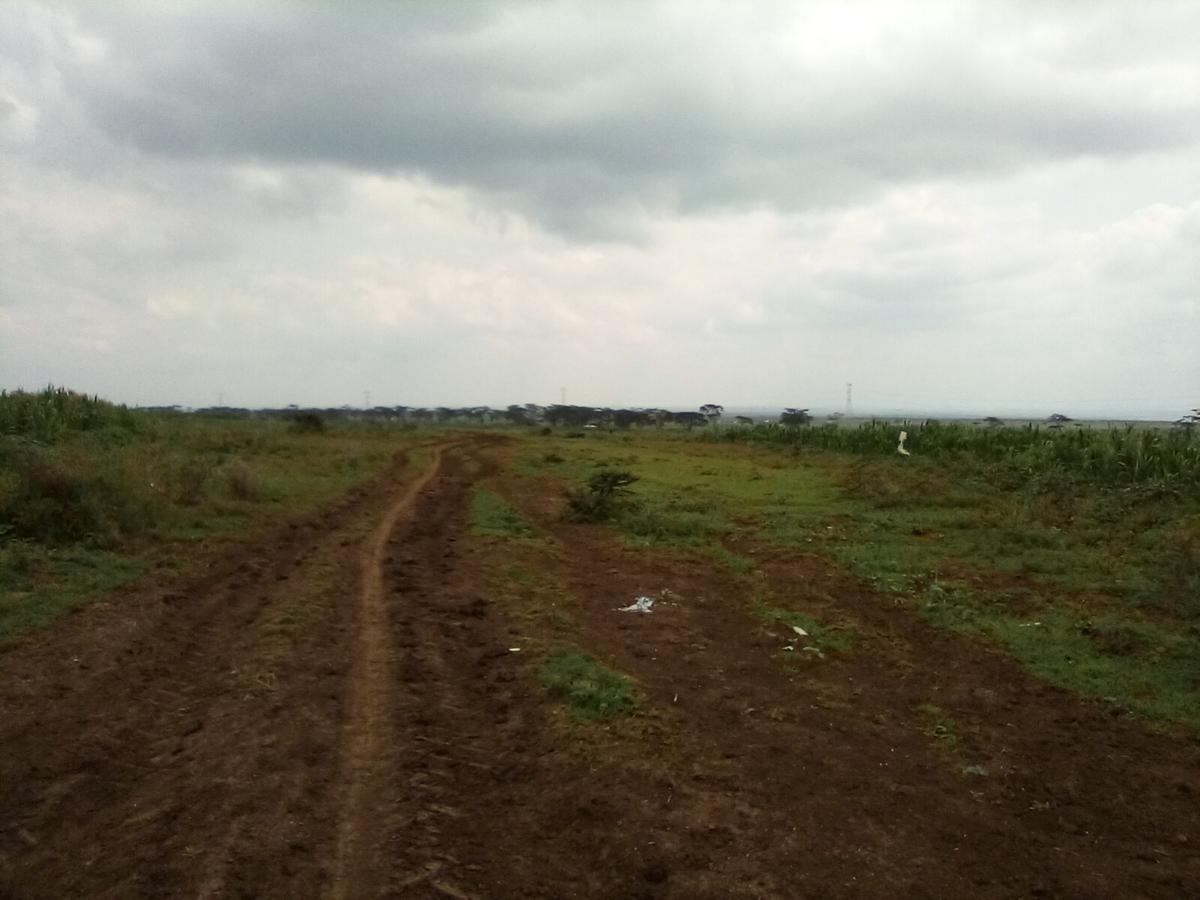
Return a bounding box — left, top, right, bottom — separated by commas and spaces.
716, 418, 1200, 492
0, 388, 421, 643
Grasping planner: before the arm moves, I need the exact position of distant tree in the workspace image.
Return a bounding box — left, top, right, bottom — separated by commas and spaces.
546, 404, 600, 428
733, 415, 753, 426
699, 403, 724, 424
672, 411, 709, 428
613, 408, 650, 429
983, 416, 1005, 427
1047, 412, 1072, 430
1174, 408, 1200, 429
780, 408, 812, 427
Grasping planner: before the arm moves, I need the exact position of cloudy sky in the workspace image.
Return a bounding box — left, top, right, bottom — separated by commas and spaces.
1, 1, 1197, 417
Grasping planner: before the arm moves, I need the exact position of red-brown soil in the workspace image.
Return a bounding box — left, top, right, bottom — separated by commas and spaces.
2, 436, 1198, 899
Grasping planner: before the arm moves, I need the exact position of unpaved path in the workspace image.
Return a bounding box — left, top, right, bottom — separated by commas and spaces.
2, 434, 1198, 899
330, 442, 449, 899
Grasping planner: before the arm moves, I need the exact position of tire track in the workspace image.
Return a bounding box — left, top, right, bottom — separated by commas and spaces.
0, 449, 428, 898
329, 443, 453, 900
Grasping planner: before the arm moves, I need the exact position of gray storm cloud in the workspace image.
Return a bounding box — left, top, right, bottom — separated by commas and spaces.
1, 1, 1197, 414
42, 2, 1200, 237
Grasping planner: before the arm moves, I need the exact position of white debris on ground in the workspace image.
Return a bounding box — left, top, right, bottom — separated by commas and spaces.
791, 625, 808, 637
617, 596, 655, 613
616, 589, 677, 614
897, 430, 911, 457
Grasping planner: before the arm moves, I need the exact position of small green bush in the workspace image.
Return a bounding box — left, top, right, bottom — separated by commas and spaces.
564, 469, 638, 522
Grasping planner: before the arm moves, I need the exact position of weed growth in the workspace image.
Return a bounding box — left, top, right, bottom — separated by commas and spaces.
471, 489, 538, 539
538, 650, 637, 721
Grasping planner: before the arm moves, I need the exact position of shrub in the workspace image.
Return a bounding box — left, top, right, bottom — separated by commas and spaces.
564, 469, 637, 522
224, 459, 262, 501
0, 447, 165, 545
172, 457, 213, 506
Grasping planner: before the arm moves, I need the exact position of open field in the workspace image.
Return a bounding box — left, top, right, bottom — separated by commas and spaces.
2, 396, 1199, 898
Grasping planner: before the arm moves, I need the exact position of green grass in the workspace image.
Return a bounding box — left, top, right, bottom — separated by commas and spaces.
0, 412, 425, 641
703, 544, 756, 574
515, 429, 1200, 734
919, 581, 1200, 730
470, 489, 539, 539
538, 649, 638, 721
0, 542, 146, 644
519, 434, 838, 551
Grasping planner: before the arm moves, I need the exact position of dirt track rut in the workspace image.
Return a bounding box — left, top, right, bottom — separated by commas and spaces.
330, 442, 448, 899
0, 440, 500, 898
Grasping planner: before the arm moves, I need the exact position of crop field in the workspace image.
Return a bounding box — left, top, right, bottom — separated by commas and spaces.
2, 390, 1199, 898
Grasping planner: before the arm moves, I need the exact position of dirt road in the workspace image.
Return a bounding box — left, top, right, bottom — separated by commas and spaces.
2, 435, 1198, 898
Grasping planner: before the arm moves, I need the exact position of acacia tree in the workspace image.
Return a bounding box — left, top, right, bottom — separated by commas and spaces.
780, 408, 812, 427
699, 403, 724, 424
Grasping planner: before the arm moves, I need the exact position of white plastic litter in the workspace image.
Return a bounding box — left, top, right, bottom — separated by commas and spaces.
791, 625, 809, 637
897, 430, 911, 457
508, 647, 522, 652
617, 596, 656, 613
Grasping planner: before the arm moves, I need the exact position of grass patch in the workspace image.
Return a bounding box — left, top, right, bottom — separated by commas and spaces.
703, 544, 756, 574
538, 649, 637, 721
0, 542, 146, 644
920, 580, 1200, 732
470, 489, 538, 539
